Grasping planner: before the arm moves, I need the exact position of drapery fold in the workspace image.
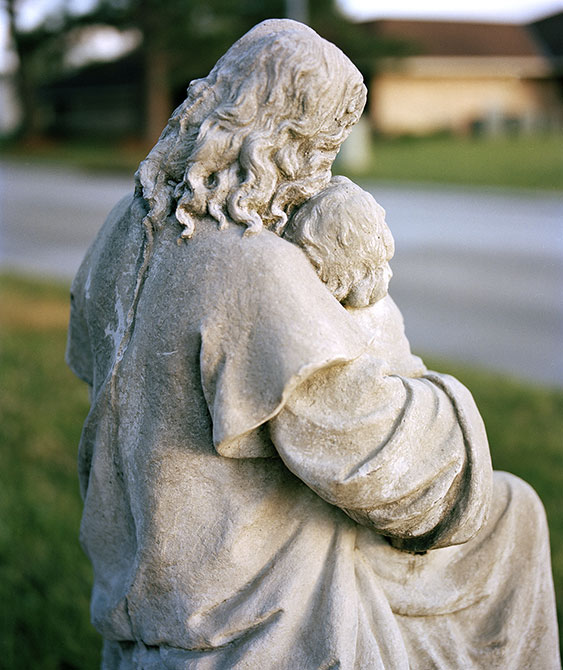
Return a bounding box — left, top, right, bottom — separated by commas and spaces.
271, 360, 493, 551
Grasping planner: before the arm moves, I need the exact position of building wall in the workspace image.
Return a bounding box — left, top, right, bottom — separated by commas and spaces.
369, 57, 561, 135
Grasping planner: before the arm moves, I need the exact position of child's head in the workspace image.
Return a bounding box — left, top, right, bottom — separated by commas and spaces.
284, 176, 394, 307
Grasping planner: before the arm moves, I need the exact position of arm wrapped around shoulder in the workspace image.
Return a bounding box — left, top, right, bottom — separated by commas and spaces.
269, 355, 493, 553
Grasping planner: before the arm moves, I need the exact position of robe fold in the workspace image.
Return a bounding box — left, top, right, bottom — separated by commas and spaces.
67, 194, 560, 669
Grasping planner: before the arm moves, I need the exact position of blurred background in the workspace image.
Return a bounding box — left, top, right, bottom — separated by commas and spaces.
1, 0, 562, 667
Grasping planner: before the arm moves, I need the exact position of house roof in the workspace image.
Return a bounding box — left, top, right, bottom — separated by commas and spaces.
364, 19, 542, 58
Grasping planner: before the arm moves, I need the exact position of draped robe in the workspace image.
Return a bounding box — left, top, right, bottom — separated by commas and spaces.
67, 194, 560, 669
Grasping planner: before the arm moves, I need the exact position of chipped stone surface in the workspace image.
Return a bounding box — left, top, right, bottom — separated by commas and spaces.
67, 19, 560, 669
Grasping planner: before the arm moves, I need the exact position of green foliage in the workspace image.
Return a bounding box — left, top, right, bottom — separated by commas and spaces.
0, 275, 561, 665
62, 0, 411, 85
6, 0, 410, 139
82, 0, 284, 85
0, 276, 99, 668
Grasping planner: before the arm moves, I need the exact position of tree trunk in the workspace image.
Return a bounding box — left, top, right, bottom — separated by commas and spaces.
6, 0, 39, 137
144, 43, 172, 145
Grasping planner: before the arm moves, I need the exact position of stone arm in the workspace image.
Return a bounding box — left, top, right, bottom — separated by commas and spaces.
269, 354, 493, 553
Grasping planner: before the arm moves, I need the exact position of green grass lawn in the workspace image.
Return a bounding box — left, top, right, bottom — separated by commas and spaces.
0, 138, 147, 176
3, 132, 563, 190
1, 274, 561, 667
0, 276, 97, 669
345, 133, 563, 191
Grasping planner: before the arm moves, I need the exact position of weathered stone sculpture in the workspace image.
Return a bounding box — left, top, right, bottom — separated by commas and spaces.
67, 19, 560, 669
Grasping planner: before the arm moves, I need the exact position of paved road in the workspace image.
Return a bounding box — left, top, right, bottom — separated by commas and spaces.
363, 181, 563, 387
0, 161, 133, 279
1, 161, 562, 386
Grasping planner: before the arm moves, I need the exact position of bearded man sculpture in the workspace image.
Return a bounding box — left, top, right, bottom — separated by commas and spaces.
67, 19, 560, 669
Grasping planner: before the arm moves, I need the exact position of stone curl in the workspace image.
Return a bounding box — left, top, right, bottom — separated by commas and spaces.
135, 19, 367, 239
284, 176, 395, 306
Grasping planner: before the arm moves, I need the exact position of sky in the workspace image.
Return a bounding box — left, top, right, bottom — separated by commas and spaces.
1, 0, 562, 72
339, 0, 563, 22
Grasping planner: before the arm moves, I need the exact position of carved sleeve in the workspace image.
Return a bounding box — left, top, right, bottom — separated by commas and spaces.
200, 234, 368, 459
269, 356, 493, 552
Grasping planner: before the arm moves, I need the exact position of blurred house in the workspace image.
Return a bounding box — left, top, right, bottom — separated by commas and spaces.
364, 13, 563, 136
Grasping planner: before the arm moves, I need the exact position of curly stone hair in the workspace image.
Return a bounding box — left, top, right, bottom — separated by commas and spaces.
283, 176, 395, 307
135, 19, 366, 239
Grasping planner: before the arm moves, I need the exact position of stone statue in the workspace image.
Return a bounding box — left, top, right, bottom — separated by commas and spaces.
283, 175, 426, 379
66, 19, 560, 669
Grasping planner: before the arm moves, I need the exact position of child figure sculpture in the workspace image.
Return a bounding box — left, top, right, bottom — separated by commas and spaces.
284, 176, 426, 378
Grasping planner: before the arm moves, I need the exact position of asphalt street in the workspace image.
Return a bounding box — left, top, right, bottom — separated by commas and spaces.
1, 160, 562, 386
363, 181, 563, 387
